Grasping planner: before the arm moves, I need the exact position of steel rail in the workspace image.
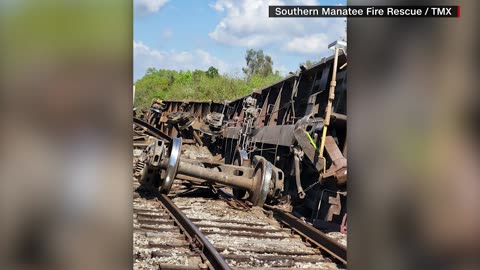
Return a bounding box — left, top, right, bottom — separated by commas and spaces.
158, 194, 232, 270
133, 117, 172, 142
264, 205, 347, 265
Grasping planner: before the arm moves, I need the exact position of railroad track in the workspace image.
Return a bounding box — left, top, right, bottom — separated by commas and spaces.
133, 178, 346, 270
134, 179, 228, 270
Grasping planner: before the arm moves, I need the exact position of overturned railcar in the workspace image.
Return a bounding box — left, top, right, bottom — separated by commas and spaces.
139, 50, 347, 232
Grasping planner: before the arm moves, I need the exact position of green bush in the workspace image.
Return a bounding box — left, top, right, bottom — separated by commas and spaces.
134, 66, 282, 109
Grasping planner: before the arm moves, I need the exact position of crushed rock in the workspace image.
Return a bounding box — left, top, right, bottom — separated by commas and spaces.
326, 232, 347, 247
181, 144, 214, 160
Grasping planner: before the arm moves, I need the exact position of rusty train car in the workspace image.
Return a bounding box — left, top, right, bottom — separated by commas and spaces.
137, 50, 347, 232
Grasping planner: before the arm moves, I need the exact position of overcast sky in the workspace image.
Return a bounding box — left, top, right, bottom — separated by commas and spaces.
134, 0, 346, 81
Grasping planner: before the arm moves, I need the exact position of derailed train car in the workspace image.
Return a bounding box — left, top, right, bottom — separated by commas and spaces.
138, 44, 347, 232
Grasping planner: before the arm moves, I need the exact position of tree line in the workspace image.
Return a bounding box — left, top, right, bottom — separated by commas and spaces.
134, 49, 314, 109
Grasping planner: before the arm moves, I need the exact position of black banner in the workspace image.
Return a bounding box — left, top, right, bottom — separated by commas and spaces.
269, 6, 460, 17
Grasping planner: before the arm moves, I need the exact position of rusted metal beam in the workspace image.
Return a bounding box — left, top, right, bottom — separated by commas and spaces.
134, 117, 171, 142
323, 136, 347, 185
293, 127, 324, 172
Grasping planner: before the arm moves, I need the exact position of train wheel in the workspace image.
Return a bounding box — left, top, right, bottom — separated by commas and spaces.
232, 148, 248, 199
